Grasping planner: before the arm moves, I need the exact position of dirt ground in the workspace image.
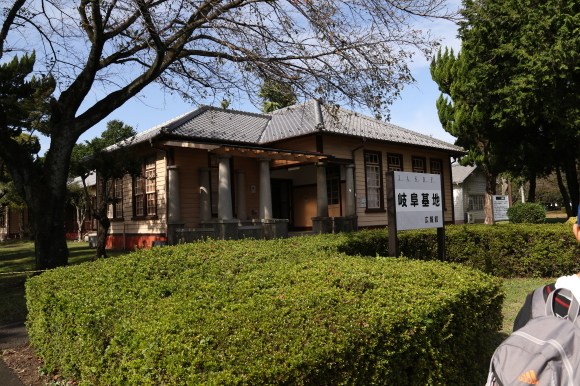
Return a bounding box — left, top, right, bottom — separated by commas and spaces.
0, 319, 75, 386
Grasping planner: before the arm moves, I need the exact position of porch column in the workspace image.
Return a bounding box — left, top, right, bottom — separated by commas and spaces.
345, 164, 356, 217
199, 167, 211, 222
218, 154, 233, 220
167, 165, 181, 222
316, 162, 329, 217
236, 169, 247, 220
259, 158, 273, 219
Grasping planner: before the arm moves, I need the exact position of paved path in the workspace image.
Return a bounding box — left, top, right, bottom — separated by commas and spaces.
0, 320, 28, 386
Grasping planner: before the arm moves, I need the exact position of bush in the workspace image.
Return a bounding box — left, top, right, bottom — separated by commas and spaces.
26, 238, 502, 385
507, 202, 546, 223
336, 224, 580, 278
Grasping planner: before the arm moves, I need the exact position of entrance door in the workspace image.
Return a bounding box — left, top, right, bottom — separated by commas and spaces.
271, 179, 293, 228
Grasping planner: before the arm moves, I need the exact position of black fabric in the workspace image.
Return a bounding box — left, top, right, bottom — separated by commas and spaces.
512, 283, 575, 331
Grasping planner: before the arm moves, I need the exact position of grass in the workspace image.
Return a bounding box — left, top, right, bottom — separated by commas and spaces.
0, 240, 129, 323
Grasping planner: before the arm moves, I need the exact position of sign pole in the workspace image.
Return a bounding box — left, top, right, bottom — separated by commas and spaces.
437, 227, 445, 261
386, 171, 398, 257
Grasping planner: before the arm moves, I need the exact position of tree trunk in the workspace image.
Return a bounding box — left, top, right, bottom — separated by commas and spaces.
28, 193, 69, 270
555, 167, 572, 217
527, 172, 536, 203
94, 214, 110, 260
76, 206, 86, 242
563, 158, 579, 217
484, 170, 497, 224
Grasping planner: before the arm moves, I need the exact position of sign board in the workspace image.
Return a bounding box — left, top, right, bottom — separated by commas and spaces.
492, 195, 510, 222
393, 171, 443, 230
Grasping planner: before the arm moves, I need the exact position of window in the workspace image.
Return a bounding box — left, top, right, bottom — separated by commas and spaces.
115, 178, 123, 218
387, 153, 403, 171
412, 156, 426, 173
134, 175, 144, 217
469, 195, 485, 211
364, 151, 384, 210
0, 207, 5, 228
133, 155, 157, 218
107, 180, 114, 218
107, 178, 124, 219
326, 165, 340, 205
430, 159, 442, 175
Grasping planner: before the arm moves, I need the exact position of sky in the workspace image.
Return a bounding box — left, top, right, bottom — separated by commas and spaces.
36, 2, 463, 153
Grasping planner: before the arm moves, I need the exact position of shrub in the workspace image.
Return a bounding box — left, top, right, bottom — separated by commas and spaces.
507, 202, 546, 223
336, 224, 580, 278
26, 238, 502, 385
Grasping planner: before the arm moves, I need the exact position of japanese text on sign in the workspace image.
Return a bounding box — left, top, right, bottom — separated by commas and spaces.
393, 172, 443, 230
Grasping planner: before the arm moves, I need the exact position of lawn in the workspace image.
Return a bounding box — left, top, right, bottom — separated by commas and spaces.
0, 240, 129, 323
0, 239, 556, 334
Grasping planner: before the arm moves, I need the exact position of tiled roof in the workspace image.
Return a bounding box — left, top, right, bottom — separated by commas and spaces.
172, 106, 270, 143
452, 164, 477, 184
261, 100, 464, 153
107, 100, 464, 154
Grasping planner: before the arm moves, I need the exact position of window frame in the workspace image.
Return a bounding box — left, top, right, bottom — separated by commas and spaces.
132, 155, 158, 220
468, 195, 485, 211
107, 178, 124, 221
430, 158, 443, 175
387, 153, 403, 171
364, 150, 385, 213
412, 156, 426, 173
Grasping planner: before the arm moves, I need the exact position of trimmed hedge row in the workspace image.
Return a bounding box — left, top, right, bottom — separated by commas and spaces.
337, 223, 580, 278
26, 237, 502, 385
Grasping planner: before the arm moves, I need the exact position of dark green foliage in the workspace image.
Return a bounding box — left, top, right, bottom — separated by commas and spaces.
432, 0, 580, 215
26, 237, 502, 385
259, 80, 297, 113
507, 202, 546, 224
340, 224, 580, 278
0, 53, 54, 138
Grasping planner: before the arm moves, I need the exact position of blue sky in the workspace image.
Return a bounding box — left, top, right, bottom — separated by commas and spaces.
37, 2, 462, 153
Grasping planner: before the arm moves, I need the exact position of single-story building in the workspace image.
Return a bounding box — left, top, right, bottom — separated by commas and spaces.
100, 99, 465, 249
451, 164, 487, 224
0, 205, 29, 241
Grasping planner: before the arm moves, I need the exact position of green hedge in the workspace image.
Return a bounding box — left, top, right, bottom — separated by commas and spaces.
337, 223, 580, 278
507, 202, 546, 223
26, 237, 502, 385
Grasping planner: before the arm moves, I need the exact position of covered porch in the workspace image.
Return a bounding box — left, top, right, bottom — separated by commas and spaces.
163, 141, 358, 243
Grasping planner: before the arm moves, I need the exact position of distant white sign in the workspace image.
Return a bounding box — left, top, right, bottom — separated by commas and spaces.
492, 195, 510, 221
394, 171, 443, 230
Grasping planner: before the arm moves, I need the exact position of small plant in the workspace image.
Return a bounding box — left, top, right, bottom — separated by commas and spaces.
507, 202, 546, 224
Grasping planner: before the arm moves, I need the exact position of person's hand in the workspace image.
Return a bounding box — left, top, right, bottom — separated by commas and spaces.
573, 223, 580, 243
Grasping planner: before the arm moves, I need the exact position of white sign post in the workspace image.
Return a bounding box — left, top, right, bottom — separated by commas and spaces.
492, 195, 510, 222
386, 171, 445, 260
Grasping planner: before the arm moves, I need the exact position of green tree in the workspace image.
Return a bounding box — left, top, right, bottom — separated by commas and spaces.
432, 0, 580, 220
430, 48, 503, 224
71, 120, 140, 259
259, 80, 298, 112
1, 0, 454, 269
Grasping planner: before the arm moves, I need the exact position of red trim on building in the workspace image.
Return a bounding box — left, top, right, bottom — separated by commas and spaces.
106, 234, 167, 250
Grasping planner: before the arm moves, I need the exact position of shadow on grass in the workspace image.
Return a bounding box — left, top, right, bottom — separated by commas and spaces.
0, 240, 129, 323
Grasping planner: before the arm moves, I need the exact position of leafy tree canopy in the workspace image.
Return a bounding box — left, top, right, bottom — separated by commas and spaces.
432, 0, 580, 218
